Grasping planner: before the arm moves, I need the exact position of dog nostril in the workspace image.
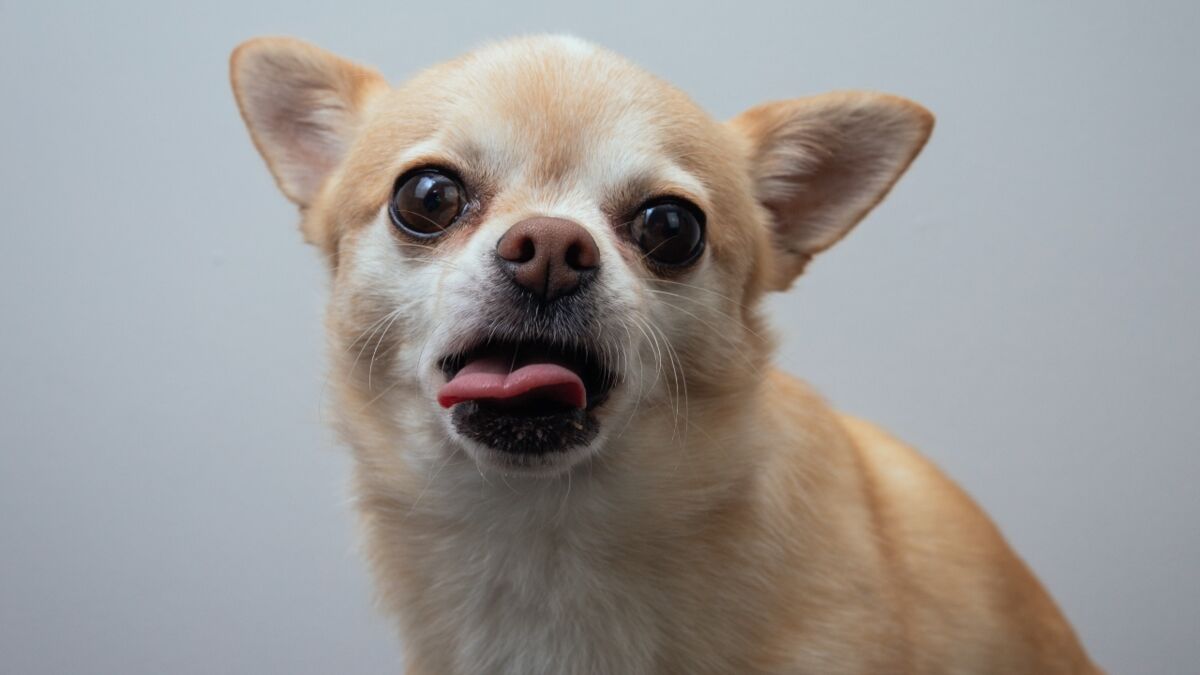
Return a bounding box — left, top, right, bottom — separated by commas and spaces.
516, 237, 536, 263
566, 240, 598, 271
565, 243, 584, 270
497, 217, 599, 300
497, 231, 538, 263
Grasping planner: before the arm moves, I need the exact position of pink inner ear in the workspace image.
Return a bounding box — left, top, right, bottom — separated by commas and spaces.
273, 115, 346, 202
248, 86, 351, 204
232, 37, 385, 207
731, 93, 933, 289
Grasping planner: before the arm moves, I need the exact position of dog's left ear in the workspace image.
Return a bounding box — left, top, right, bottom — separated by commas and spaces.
730, 92, 933, 290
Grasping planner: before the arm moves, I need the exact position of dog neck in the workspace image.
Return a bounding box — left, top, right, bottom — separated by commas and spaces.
341, 372, 870, 674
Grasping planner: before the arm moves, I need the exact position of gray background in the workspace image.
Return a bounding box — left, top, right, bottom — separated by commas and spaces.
2, 1, 1196, 673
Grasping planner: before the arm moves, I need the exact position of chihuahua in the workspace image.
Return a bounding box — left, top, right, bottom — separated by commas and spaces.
231, 35, 1098, 674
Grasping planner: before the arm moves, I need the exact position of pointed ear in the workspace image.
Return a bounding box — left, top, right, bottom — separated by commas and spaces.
230, 37, 387, 207
730, 92, 933, 290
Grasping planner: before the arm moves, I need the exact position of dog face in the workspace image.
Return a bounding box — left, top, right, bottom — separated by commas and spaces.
231, 36, 932, 476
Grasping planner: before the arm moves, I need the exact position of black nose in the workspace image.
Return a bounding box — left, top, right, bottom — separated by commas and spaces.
495, 217, 600, 301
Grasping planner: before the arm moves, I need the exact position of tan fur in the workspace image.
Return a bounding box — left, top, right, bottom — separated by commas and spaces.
231, 35, 1099, 674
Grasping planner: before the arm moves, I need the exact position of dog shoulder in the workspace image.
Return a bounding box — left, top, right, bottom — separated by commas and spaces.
837, 414, 1100, 673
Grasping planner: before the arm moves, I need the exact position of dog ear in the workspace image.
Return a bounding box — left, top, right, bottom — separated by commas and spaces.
730, 92, 933, 290
230, 37, 386, 208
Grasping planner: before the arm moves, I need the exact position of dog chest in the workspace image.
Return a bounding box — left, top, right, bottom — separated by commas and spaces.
408, 519, 663, 675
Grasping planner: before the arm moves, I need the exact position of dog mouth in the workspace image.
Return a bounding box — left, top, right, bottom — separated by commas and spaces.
436, 338, 617, 457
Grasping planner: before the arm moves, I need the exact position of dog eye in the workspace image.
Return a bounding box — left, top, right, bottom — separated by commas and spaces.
389, 170, 466, 237
630, 200, 705, 267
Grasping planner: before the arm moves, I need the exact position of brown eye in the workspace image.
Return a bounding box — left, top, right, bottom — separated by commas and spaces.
389, 170, 466, 237
630, 200, 705, 267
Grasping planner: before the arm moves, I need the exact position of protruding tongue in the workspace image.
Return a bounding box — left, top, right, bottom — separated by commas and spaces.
438, 355, 586, 409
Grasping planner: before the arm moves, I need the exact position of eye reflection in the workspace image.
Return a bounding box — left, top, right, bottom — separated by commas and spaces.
389, 170, 466, 237
630, 200, 705, 267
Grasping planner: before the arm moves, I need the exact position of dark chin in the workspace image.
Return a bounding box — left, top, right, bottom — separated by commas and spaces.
450, 401, 600, 460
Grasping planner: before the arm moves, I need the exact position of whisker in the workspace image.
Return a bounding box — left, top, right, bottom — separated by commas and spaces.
646, 291, 764, 376
650, 277, 757, 313
405, 439, 458, 519
645, 287, 767, 341
349, 309, 403, 380
367, 310, 404, 391
397, 209, 451, 234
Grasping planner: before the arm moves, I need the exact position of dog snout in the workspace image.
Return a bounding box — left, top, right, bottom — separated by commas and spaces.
495, 217, 599, 302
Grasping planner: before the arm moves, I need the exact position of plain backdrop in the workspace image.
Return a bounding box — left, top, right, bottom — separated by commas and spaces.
2, 1, 1197, 673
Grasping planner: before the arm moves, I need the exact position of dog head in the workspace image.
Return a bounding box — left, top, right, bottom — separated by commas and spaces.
231, 35, 931, 476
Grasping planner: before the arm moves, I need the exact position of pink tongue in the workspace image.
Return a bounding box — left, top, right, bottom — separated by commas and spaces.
438, 356, 587, 409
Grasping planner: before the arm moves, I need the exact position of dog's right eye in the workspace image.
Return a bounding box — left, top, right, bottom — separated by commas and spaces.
389, 170, 466, 237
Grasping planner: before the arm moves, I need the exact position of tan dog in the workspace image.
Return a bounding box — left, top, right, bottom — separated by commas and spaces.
231, 35, 1098, 674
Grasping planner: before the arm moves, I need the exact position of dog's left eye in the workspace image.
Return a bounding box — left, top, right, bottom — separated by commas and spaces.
630, 200, 705, 267
389, 170, 466, 237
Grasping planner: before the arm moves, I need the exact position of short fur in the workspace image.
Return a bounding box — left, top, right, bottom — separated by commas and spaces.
231, 35, 1099, 674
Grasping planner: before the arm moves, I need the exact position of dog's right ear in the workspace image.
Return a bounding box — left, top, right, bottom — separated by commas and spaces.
230, 37, 386, 209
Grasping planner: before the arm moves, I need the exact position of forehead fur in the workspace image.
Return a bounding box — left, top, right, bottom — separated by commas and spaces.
312, 35, 773, 296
